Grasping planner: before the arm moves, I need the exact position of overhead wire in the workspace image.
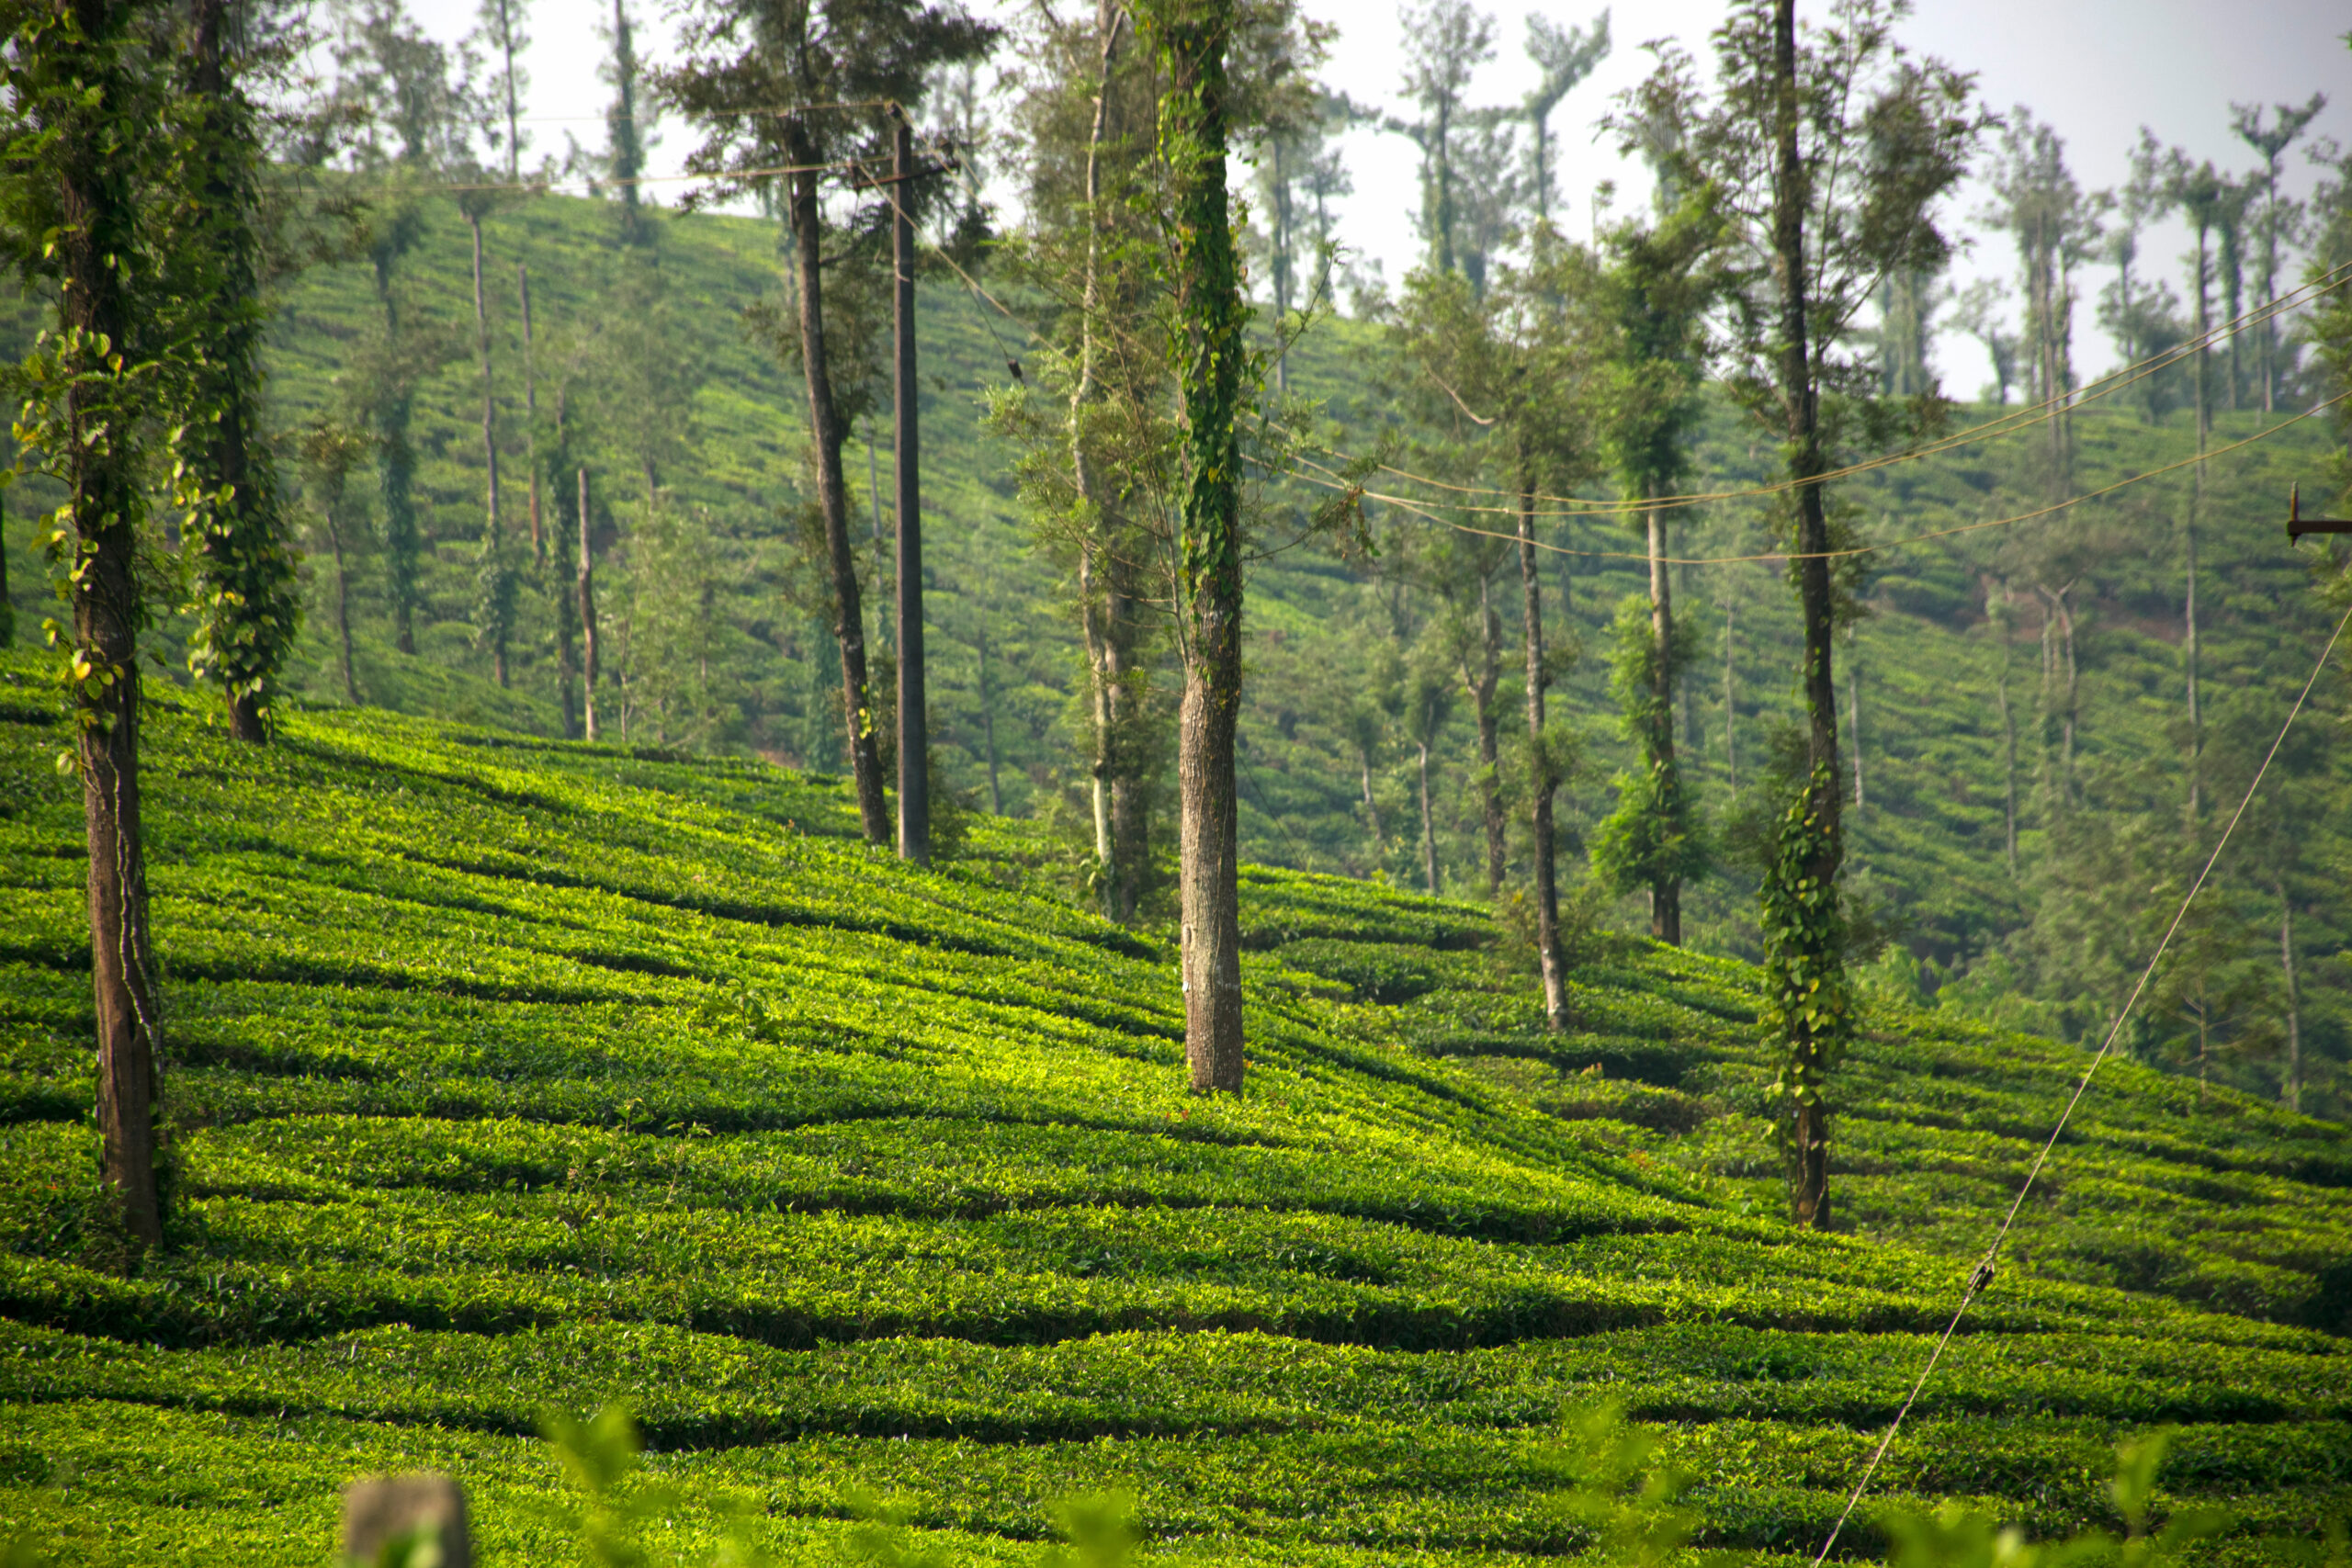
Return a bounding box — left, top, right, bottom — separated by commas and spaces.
1290, 390, 2352, 569
1359, 263, 2351, 519
1808, 587, 2352, 1565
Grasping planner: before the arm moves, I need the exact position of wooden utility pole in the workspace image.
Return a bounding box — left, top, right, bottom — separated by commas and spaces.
891, 106, 930, 864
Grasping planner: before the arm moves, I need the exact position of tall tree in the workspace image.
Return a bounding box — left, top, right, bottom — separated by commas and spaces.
1587, 183, 1719, 945
334, 0, 472, 655
2231, 93, 2325, 414
477, 0, 529, 184
1636, 0, 1980, 1228
662, 0, 994, 848
2159, 151, 2233, 821
1385, 0, 1494, 278
299, 420, 373, 707
181, 0, 302, 741
1145, 0, 1251, 1093
603, 0, 650, 243
1520, 10, 1608, 230
2, 0, 168, 1247
1985, 109, 2096, 494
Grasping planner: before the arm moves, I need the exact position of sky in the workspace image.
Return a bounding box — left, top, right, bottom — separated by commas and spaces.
408, 0, 2351, 397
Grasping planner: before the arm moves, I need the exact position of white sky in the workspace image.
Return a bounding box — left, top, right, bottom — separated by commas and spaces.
410, 0, 2352, 398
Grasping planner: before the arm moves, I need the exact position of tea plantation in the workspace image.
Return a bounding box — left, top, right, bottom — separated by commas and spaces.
1, 649, 2347, 1564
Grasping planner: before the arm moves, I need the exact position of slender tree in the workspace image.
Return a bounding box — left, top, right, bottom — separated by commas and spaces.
1385, 0, 1494, 278
1520, 10, 1608, 230
2230, 95, 2325, 414
891, 105, 930, 863
604, 0, 650, 243
300, 421, 374, 706
663, 0, 995, 849
477, 0, 530, 184
3, 0, 167, 1247
1636, 0, 1980, 1227
1142, 0, 1252, 1093
181, 0, 301, 741
1587, 184, 1718, 944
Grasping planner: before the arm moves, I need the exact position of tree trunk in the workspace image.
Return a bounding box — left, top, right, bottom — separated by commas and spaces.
787, 121, 890, 844
2185, 474, 2202, 824
578, 467, 600, 742
1722, 601, 1736, 793
1770, 0, 1842, 1234
1848, 627, 1863, 814
189, 0, 290, 743
1161, 6, 1247, 1094
516, 262, 543, 562
1995, 597, 2018, 876
59, 0, 163, 1248
1465, 577, 1505, 897
1521, 472, 1566, 1029
468, 211, 507, 688
328, 506, 358, 705
892, 112, 929, 865
2278, 881, 2301, 1115
1359, 745, 1383, 852
976, 558, 1002, 815
1645, 500, 1681, 943
1418, 739, 1440, 897
1072, 5, 1145, 920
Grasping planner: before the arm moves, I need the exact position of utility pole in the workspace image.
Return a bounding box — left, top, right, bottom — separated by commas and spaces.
891, 105, 930, 864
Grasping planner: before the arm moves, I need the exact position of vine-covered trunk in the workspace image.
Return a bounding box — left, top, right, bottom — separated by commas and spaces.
1766, 0, 1845, 1234
787, 125, 890, 845
59, 0, 163, 1248
1521, 478, 1566, 1030
1159, 3, 1247, 1093
1645, 502, 1681, 944
892, 112, 929, 865
187, 0, 295, 742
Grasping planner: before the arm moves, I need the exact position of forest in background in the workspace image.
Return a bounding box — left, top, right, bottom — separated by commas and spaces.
1, 0, 2347, 1122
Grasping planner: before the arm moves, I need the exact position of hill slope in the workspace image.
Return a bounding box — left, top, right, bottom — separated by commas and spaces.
2, 649, 2347, 1564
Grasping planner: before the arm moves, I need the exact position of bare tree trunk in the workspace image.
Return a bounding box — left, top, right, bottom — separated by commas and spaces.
1521, 472, 1566, 1029
787, 123, 890, 844
466, 211, 507, 687
1771, 0, 1840, 1233
1162, 9, 1246, 1094
1848, 635, 1863, 814
976, 559, 1002, 815
892, 111, 929, 864
1418, 739, 1440, 897
59, 0, 162, 1247
578, 468, 600, 742
2278, 881, 2301, 1114
1464, 578, 1505, 897
1645, 500, 1681, 943
328, 509, 358, 705
1722, 601, 1736, 793
516, 261, 543, 562
1072, 6, 1143, 919
1994, 597, 2018, 876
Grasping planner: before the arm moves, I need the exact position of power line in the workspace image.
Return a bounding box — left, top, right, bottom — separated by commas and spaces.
1289, 389, 2352, 570
1358, 264, 2351, 521
1808, 589, 2352, 1566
